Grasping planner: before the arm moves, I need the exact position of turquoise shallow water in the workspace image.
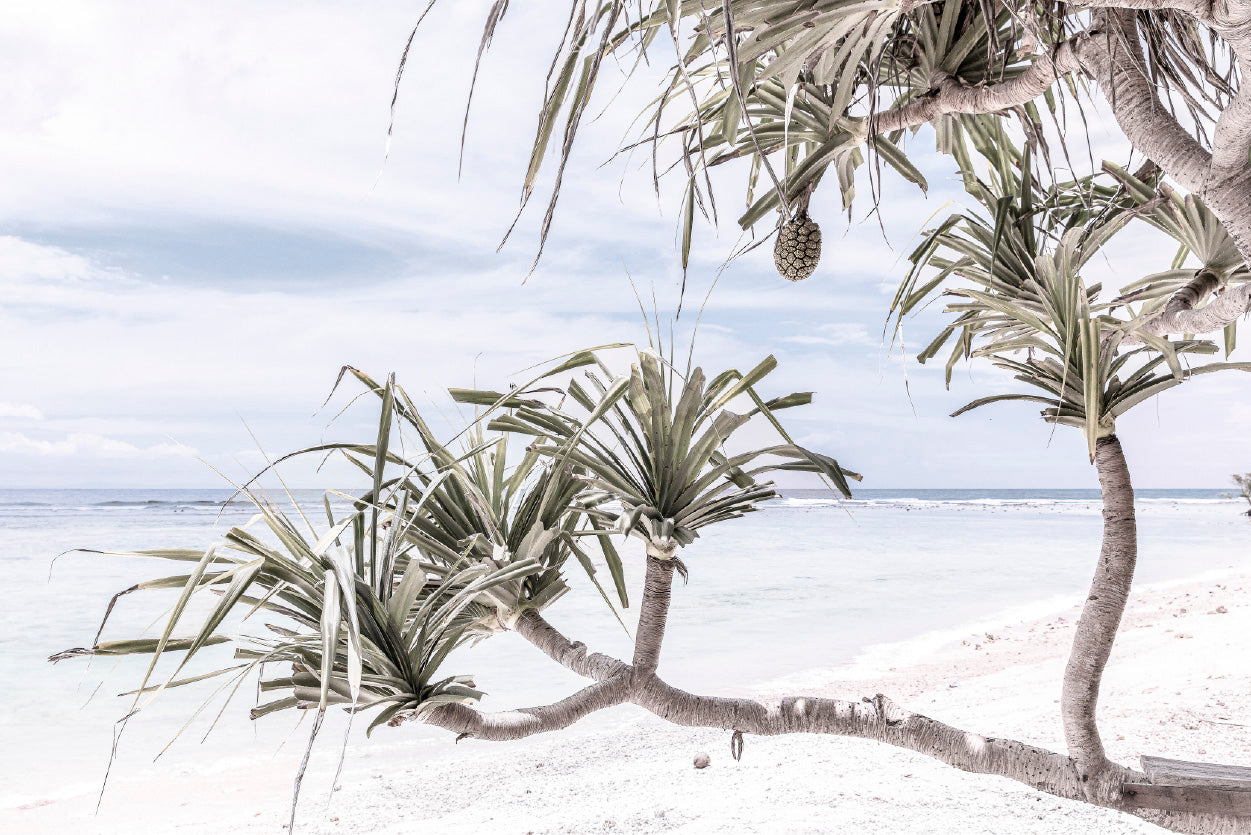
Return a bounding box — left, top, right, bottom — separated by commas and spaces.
1, 487, 1247, 807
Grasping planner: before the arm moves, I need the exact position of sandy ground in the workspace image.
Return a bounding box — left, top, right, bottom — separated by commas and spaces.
4, 570, 1249, 835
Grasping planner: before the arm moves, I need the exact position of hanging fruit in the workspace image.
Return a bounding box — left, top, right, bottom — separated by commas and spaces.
773, 209, 822, 281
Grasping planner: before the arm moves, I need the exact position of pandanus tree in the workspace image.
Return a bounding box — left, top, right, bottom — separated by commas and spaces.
893, 141, 1251, 809
53, 346, 857, 829
53, 0, 1251, 831
385, 0, 1251, 828
57, 343, 1249, 833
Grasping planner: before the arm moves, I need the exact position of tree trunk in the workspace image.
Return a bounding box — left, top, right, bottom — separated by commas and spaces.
1062, 434, 1138, 801
632, 556, 676, 679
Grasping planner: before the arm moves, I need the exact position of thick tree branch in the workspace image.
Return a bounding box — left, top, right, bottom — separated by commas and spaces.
404, 661, 1251, 832
1088, 9, 1251, 267
870, 15, 1212, 192
1120, 270, 1251, 346
871, 36, 1090, 135
1212, 0, 1251, 65
400, 533, 1250, 831
873, 8, 1251, 268
626, 675, 1245, 833
631, 676, 1095, 791
513, 609, 629, 682
1081, 11, 1214, 193
412, 675, 631, 741
1210, 86, 1251, 175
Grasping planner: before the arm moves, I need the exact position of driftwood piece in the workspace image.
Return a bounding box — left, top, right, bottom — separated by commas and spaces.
1121, 756, 1251, 817
1121, 783, 1251, 817
1141, 756, 1251, 791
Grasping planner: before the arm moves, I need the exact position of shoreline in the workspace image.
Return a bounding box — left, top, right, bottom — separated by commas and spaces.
4, 564, 1248, 834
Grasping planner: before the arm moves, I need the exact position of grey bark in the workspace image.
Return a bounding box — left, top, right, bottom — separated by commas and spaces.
632, 556, 676, 679
419, 676, 630, 740
417, 674, 1247, 830
513, 608, 628, 681
1121, 271, 1251, 346
392, 440, 1243, 832
1061, 435, 1138, 801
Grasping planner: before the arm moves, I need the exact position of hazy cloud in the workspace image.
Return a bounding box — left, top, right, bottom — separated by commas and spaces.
780, 323, 875, 348
0, 431, 195, 459
0, 403, 44, 420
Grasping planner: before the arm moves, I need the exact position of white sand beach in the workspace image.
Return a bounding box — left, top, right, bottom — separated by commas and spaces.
5, 568, 1249, 835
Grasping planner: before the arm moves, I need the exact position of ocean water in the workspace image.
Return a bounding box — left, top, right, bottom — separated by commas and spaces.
1, 487, 1248, 810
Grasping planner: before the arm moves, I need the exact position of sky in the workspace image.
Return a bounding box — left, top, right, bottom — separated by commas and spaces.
0, 0, 1246, 490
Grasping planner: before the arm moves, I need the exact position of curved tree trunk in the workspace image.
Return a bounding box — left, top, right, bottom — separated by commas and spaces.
1062, 434, 1138, 800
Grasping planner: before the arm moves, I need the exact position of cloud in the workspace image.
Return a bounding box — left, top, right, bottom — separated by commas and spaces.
0, 402, 44, 420
0, 234, 125, 283
0, 431, 195, 459
780, 323, 875, 348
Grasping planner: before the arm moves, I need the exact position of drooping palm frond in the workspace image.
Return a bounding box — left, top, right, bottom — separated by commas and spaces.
50, 486, 537, 827
456, 345, 858, 560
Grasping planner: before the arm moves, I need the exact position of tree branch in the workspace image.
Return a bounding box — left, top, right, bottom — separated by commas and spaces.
1083, 11, 1213, 193
1209, 86, 1251, 175
1088, 10, 1251, 267
873, 9, 1251, 268
410, 675, 630, 741
626, 675, 1249, 832
871, 36, 1090, 136
513, 609, 629, 682
1120, 271, 1251, 346
631, 676, 1094, 789
868, 12, 1211, 196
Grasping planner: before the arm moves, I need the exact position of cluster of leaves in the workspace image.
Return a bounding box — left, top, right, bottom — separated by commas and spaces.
626, 0, 1043, 253
457, 346, 858, 558
890, 132, 1251, 457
